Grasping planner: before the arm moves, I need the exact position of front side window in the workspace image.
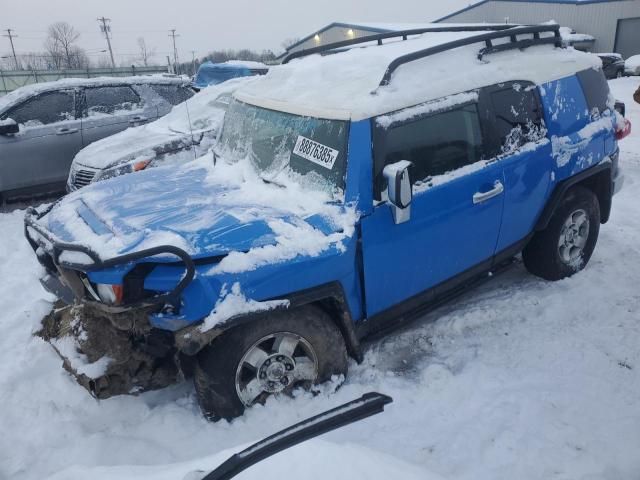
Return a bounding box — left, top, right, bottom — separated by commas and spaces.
489, 85, 545, 155
217, 100, 349, 195
379, 103, 484, 190
84, 86, 142, 117
4, 91, 75, 127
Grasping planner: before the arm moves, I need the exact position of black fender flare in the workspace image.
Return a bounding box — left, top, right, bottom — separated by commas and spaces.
535, 162, 613, 232
175, 281, 363, 362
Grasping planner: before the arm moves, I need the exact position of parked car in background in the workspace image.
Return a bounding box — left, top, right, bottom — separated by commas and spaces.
67, 77, 254, 190
625, 55, 640, 76
0, 76, 193, 201
597, 53, 625, 79
192, 60, 268, 90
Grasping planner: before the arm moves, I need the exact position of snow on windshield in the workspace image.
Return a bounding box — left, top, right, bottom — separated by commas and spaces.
217, 99, 349, 196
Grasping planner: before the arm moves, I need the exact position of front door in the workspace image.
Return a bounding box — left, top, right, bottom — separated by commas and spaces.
0, 89, 82, 193
361, 101, 505, 318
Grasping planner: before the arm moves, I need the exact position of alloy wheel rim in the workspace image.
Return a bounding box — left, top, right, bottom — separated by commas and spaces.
558, 209, 590, 265
235, 332, 318, 407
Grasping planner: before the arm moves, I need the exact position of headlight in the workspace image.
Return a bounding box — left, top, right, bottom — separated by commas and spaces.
96, 283, 124, 305
96, 159, 152, 182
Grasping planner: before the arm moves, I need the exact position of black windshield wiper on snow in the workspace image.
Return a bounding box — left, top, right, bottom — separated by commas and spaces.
191, 392, 393, 480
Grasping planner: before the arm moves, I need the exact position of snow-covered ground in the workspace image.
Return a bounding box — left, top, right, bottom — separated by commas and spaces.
1, 78, 639, 480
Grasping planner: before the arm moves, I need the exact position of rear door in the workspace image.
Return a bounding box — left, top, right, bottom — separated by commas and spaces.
0, 89, 82, 192
482, 82, 553, 252
79, 85, 150, 149
360, 99, 505, 317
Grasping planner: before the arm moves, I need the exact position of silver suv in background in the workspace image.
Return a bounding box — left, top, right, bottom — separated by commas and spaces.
0, 76, 193, 201
67, 77, 252, 191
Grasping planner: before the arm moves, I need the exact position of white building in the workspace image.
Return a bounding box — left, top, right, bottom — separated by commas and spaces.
281, 0, 639, 61
436, 0, 640, 58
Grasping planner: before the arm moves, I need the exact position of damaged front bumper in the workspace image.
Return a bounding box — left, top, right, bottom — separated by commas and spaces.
24, 205, 225, 397
38, 302, 182, 398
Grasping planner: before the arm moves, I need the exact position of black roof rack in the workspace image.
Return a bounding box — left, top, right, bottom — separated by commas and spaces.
281, 24, 517, 64
377, 24, 563, 87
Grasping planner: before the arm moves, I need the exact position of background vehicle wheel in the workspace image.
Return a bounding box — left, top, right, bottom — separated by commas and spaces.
194, 305, 348, 421
523, 186, 600, 281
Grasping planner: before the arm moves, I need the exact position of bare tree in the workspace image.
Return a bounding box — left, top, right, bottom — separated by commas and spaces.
281, 37, 301, 51
45, 21, 82, 69
137, 37, 155, 66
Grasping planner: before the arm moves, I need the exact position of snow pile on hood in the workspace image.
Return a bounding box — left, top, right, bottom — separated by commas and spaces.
72, 77, 254, 170
40, 152, 357, 266
235, 28, 599, 121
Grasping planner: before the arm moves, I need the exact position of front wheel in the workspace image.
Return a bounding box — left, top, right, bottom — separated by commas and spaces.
523, 186, 600, 281
194, 305, 348, 420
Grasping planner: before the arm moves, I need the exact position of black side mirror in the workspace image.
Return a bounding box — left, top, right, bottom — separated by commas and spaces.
0, 118, 19, 135
383, 160, 413, 225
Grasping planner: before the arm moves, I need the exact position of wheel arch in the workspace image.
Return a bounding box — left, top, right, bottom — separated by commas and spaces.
175, 281, 363, 362
536, 163, 612, 232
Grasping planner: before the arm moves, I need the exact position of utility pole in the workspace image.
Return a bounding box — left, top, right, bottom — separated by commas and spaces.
97, 17, 116, 68
191, 50, 196, 76
169, 29, 180, 74
2, 29, 19, 70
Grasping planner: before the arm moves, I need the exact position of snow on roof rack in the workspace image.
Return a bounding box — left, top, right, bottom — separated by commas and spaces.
377, 24, 564, 88
281, 24, 516, 65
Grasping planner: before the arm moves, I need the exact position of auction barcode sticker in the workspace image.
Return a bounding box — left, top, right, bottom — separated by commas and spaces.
292, 136, 339, 170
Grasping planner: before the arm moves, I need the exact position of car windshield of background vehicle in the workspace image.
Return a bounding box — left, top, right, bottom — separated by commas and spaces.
217, 99, 349, 196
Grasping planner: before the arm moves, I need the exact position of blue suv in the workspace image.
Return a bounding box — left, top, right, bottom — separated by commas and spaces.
26, 25, 630, 420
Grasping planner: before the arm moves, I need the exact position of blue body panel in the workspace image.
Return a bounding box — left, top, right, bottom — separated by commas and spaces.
495, 138, 553, 251
360, 161, 505, 317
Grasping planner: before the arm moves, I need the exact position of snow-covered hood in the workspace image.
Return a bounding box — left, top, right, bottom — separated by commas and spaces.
43, 156, 356, 266
73, 123, 198, 170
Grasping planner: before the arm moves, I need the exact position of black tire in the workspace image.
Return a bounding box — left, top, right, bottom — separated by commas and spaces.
194, 305, 348, 421
523, 186, 600, 281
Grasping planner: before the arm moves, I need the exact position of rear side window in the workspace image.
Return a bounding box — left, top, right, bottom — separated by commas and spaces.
5, 91, 75, 127
381, 104, 484, 186
150, 84, 194, 105
84, 86, 142, 117
577, 68, 610, 116
489, 85, 545, 155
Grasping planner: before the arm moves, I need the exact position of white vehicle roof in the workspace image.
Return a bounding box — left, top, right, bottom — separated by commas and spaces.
235, 27, 599, 121
0, 75, 188, 113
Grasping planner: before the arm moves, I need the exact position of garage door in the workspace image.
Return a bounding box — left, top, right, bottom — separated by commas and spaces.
615, 17, 640, 59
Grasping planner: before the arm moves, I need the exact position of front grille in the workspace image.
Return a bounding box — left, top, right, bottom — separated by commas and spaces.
73, 169, 97, 189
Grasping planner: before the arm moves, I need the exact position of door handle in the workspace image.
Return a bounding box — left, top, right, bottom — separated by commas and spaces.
473, 180, 504, 204
56, 127, 79, 135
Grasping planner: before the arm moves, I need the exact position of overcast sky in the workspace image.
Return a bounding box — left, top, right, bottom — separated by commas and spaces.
3, 0, 473, 65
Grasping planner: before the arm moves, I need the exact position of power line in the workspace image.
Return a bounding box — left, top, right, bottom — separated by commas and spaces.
168, 29, 179, 74
97, 17, 116, 68
2, 29, 19, 69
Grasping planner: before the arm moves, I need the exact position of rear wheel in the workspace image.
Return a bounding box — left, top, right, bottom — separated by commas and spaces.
523, 186, 600, 281
194, 305, 348, 420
